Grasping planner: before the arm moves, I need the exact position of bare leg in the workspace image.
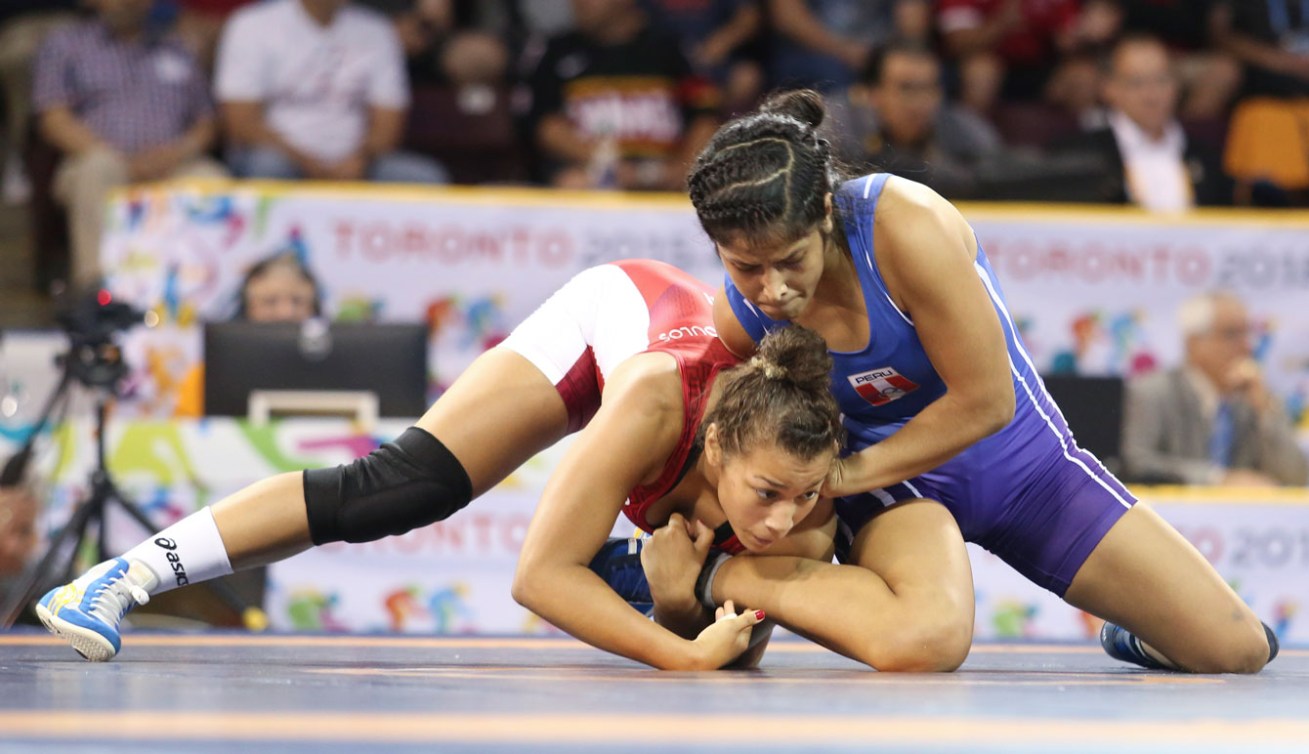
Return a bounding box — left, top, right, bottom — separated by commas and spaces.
213, 348, 570, 569
1064, 503, 1269, 673
713, 500, 975, 671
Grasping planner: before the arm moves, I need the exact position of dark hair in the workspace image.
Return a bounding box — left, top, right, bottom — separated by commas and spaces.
235, 251, 323, 320
1100, 32, 1168, 77
687, 89, 847, 247
860, 38, 939, 86
701, 325, 843, 461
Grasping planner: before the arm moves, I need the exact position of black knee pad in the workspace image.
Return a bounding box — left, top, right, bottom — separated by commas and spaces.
303, 427, 473, 545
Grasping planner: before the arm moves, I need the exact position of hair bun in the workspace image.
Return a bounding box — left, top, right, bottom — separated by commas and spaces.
759, 89, 826, 130
749, 355, 788, 380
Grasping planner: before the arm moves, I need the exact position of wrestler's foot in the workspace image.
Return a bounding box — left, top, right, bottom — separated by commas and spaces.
36, 557, 157, 662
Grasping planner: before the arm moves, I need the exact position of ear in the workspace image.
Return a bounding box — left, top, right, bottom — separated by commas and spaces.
704, 423, 723, 468
821, 193, 834, 234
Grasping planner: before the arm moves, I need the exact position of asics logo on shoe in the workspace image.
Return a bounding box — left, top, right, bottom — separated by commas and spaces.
154, 537, 190, 587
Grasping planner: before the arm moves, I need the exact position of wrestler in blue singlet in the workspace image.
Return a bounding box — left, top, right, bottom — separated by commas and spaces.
724, 173, 1137, 596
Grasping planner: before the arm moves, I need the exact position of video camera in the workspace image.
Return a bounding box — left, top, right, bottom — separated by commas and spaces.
55, 287, 151, 390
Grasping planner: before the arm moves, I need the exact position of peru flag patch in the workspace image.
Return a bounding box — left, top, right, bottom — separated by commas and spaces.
848, 366, 920, 406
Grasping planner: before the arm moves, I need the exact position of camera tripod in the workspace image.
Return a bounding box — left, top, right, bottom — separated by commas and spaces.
0, 330, 260, 630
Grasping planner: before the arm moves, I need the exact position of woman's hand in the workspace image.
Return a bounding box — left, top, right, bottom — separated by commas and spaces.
642, 512, 713, 616
688, 600, 766, 669
822, 454, 865, 499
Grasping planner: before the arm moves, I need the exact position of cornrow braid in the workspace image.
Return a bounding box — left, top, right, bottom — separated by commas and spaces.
688, 90, 843, 247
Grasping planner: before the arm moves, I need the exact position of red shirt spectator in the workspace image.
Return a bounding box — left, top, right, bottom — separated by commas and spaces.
937, 0, 1080, 67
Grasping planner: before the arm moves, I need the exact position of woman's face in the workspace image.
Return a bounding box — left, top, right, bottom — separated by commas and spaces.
715, 221, 830, 322
244, 265, 317, 323
708, 429, 832, 552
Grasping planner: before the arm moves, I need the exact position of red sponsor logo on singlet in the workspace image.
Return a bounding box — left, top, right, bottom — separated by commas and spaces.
848, 367, 919, 407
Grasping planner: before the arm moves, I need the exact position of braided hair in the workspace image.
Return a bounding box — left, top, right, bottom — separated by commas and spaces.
688, 90, 848, 247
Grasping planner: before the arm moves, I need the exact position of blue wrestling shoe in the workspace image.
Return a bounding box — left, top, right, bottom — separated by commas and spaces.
1100, 621, 1170, 670
1102, 620, 1282, 670
36, 557, 158, 662
1264, 622, 1280, 664
589, 536, 653, 615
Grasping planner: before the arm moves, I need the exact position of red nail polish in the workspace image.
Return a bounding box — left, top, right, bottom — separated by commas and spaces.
754, 610, 765, 621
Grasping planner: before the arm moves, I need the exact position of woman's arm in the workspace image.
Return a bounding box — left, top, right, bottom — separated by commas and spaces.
512, 353, 761, 669
643, 500, 836, 668
829, 178, 1014, 496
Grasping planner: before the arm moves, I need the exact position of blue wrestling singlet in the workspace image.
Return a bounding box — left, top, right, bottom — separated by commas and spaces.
723, 173, 1136, 596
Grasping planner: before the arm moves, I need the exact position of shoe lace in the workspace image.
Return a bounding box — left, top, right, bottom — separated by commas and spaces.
88, 570, 151, 627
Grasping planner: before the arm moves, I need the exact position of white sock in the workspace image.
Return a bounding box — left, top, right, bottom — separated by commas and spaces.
122, 507, 234, 596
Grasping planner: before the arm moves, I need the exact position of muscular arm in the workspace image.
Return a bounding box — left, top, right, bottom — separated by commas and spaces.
645, 500, 836, 668
833, 179, 1014, 495
513, 354, 750, 670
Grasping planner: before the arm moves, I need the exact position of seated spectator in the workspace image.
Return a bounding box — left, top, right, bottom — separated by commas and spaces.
175, 252, 324, 418
214, 0, 448, 184
767, 0, 931, 94
1053, 34, 1232, 209
524, 0, 720, 191
1116, 0, 1241, 120
383, 0, 511, 92
32, 0, 228, 288
825, 39, 1004, 199
1121, 292, 1309, 487
641, 0, 765, 115
937, 0, 1121, 118
234, 252, 323, 323
1212, 0, 1309, 205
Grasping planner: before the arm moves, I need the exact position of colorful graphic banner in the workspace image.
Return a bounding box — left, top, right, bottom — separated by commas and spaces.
98, 182, 1309, 421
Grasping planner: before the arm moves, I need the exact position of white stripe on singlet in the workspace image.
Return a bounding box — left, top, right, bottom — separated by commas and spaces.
972, 261, 1132, 509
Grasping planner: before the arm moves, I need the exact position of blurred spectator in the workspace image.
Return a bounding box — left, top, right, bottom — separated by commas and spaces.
380, 0, 510, 90
825, 39, 1004, 199
1212, 0, 1309, 204
524, 0, 720, 191
1121, 291, 1309, 487
1054, 34, 1232, 209
768, 0, 931, 94
1117, 0, 1241, 119
32, 0, 228, 288
640, 0, 765, 114
176, 251, 324, 418
235, 252, 323, 323
214, 0, 449, 184
937, 0, 1121, 117
0, 0, 81, 204
0, 484, 39, 597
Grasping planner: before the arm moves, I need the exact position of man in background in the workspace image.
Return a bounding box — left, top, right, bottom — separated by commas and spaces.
1121, 291, 1308, 486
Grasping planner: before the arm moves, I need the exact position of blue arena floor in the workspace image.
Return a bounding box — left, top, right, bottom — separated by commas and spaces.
1, 632, 1306, 753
